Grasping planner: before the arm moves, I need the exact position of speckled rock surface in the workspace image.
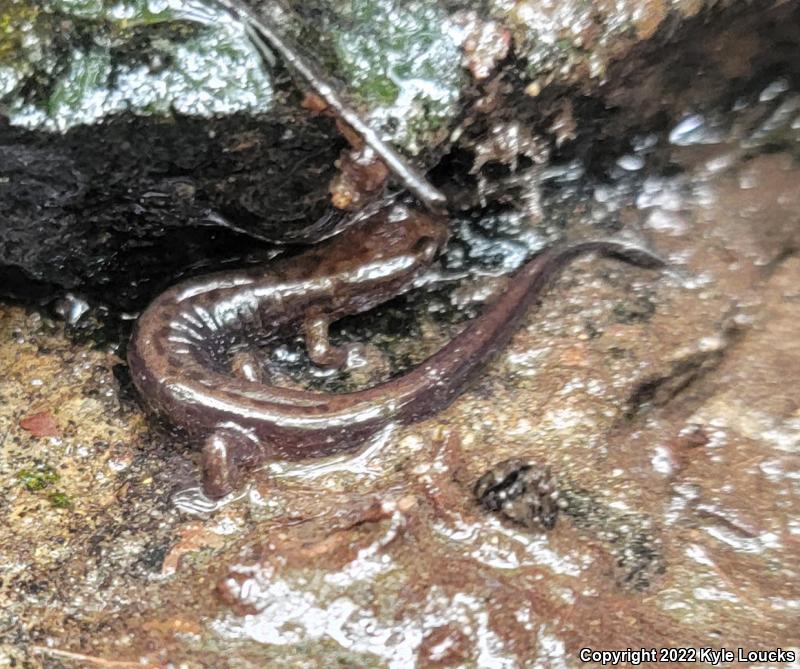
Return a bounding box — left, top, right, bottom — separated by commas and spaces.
2, 70, 800, 665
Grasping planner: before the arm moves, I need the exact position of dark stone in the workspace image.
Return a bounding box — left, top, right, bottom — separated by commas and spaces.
0, 112, 346, 310
474, 459, 562, 530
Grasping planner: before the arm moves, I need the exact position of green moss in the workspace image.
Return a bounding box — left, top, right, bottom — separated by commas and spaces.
47, 490, 72, 508
17, 465, 59, 491
0, 3, 39, 61
328, 0, 464, 152
1, 0, 273, 130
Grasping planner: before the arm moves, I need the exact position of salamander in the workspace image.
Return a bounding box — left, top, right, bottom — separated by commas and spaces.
128, 203, 664, 497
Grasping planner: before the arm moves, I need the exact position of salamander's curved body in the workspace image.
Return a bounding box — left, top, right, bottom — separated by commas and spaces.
128, 204, 663, 497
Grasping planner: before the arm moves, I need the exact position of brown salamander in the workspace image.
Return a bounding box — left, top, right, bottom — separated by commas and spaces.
128, 204, 663, 497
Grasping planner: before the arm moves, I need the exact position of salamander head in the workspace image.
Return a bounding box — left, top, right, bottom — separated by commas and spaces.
356, 203, 449, 260
305, 203, 450, 311
316, 203, 450, 276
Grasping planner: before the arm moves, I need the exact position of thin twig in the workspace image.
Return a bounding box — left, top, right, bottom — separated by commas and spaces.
213, 0, 448, 212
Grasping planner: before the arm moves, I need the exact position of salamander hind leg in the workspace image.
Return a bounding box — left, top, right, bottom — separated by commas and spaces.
200, 425, 268, 498
230, 348, 267, 383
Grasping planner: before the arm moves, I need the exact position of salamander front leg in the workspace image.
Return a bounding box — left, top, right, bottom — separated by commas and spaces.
304, 313, 390, 379
200, 425, 267, 498
304, 314, 350, 368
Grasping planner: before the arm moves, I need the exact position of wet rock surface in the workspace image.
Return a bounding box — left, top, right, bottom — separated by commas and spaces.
2, 0, 800, 666
3, 73, 800, 665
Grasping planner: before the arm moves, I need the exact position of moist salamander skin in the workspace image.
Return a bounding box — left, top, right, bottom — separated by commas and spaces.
128, 204, 664, 498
